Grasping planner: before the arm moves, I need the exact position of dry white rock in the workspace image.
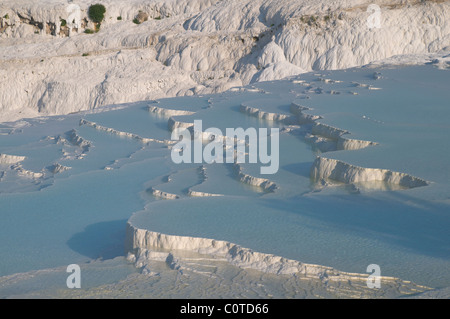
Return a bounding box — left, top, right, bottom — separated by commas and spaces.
0, 0, 449, 122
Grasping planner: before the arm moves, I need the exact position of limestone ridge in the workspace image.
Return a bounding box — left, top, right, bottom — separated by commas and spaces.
80, 119, 176, 145
237, 97, 429, 189
125, 219, 430, 297
311, 157, 429, 189
1, 0, 449, 122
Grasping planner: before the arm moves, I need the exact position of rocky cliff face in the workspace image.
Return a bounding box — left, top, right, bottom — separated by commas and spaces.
1, 0, 449, 122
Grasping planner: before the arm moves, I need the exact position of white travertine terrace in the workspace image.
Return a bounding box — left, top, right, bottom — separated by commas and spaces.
150, 187, 180, 200
10, 163, 44, 179
311, 156, 429, 189
48, 163, 71, 174
337, 137, 378, 151
187, 165, 224, 197
80, 119, 176, 145
240, 103, 296, 123
167, 117, 194, 132
0, 0, 446, 298
289, 102, 322, 124
148, 105, 196, 117
0, 154, 26, 164
233, 163, 278, 192
125, 220, 430, 297
64, 129, 93, 154
187, 189, 223, 197
240, 101, 379, 152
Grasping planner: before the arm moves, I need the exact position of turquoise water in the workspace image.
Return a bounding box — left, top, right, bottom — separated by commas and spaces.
0, 64, 449, 295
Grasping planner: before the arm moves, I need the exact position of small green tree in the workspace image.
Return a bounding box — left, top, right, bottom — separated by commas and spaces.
88, 4, 106, 23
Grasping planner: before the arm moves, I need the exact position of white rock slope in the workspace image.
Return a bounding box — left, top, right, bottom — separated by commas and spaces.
125, 218, 430, 297
1, 0, 449, 122
311, 156, 430, 189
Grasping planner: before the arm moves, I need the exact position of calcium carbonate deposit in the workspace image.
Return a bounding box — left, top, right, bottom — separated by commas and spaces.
0, 0, 449, 299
